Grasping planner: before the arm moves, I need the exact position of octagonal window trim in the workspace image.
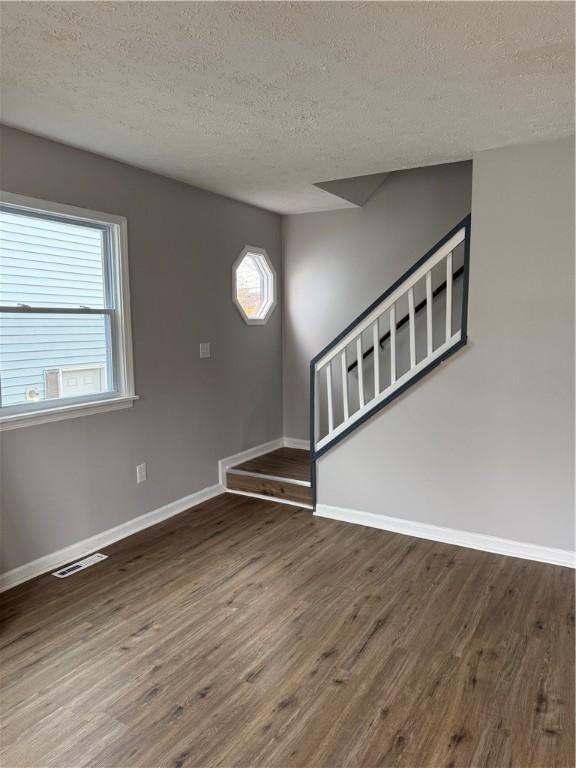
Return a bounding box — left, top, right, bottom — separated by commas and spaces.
232, 246, 277, 325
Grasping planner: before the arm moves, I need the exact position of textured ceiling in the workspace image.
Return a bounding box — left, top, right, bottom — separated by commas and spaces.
1, 2, 573, 214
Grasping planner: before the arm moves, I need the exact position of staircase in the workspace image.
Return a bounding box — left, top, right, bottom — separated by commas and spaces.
225, 216, 471, 512
310, 215, 471, 503
226, 447, 313, 508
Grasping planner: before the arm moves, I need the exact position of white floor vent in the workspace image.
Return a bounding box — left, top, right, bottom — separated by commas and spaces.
52, 552, 108, 578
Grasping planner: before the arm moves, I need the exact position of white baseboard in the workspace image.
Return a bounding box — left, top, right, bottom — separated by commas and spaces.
2, 435, 310, 593
218, 436, 310, 485
218, 438, 284, 485
315, 504, 575, 569
0, 483, 224, 593
283, 437, 310, 450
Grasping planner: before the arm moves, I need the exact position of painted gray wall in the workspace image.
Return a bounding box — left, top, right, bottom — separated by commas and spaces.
0, 126, 283, 573
314, 138, 574, 551
282, 160, 473, 438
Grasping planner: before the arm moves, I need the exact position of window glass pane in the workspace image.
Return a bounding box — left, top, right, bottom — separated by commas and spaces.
236, 254, 264, 319
0, 209, 106, 308
0, 312, 113, 407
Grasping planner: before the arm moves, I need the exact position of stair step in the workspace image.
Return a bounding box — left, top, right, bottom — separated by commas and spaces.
226, 447, 312, 508
227, 471, 312, 505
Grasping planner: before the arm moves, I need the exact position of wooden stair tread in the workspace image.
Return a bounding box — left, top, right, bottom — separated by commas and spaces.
231, 447, 310, 483
226, 447, 312, 507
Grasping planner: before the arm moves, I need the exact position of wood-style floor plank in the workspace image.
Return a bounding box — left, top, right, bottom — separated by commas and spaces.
0, 493, 573, 768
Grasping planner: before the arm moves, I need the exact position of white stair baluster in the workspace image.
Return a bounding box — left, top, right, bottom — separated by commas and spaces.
373, 321, 380, 397
356, 336, 365, 408
326, 364, 334, 434
341, 350, 349, 422
426, 270, 433, 357
390, 305, 396, 383
311, 222, 468, 455
408, 287, 416, 369
446, 252, 453, 341
313, 364, 320, 451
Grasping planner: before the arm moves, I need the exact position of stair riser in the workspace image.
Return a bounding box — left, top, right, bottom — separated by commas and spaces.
226, 472, 312, 505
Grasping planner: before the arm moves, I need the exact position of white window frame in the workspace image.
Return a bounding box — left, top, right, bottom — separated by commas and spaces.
0, 191, 137, 431
232, 245, 277, 325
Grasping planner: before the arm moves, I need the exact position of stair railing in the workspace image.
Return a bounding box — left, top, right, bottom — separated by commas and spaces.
309, 215, 471, 475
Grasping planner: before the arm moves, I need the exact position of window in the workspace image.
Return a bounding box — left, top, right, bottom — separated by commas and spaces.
0, 192, 136, 430
233, 246, 276, 324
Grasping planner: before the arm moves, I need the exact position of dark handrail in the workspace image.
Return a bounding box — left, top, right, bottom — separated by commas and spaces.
347, 264, 465, 373
309, 213, 471, 501
310, 215, 471, 368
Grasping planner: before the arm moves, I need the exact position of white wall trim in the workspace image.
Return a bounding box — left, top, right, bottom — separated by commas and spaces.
0, 395, 139, 432
0, 189, 128, 226
0, 483, 224, 593
283, 437, 310, 450
218, 438, 284, 485
315, 504, 576, 569
2, 436, 309, 592
218, 438, 308, 486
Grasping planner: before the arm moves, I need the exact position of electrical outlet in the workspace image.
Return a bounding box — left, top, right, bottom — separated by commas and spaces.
199, 342, 211, 359
136, 463, 147, 484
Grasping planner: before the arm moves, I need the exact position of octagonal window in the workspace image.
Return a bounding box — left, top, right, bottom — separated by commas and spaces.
233, 246, 276, 324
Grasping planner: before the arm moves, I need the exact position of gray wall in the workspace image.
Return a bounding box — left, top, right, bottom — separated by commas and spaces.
0, 126, 283, 573
314, 138, 574, 550
282, 160, 473, 438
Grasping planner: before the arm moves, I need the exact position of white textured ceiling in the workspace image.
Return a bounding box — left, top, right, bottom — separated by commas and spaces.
1, 2, 573, 214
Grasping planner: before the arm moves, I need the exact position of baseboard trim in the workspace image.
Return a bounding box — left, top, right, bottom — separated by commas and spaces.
0, 483, 224, 593
218, 438, 285, 485
218, 437, 310, 484
283, 437, 310, 450
2, 436, 311, 592
315, 504, 575, 569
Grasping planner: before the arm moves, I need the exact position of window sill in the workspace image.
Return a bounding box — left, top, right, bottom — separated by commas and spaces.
0, 395, 139, 432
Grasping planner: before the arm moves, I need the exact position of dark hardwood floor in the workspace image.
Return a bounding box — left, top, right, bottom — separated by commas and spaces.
0, 493, 573, 768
